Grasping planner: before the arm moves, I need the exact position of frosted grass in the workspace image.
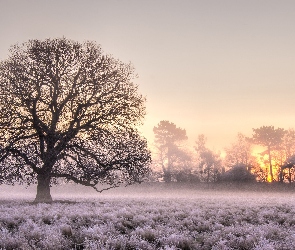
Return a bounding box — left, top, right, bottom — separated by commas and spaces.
0, 188, 295, 249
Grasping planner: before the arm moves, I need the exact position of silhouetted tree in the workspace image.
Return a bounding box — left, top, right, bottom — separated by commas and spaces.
0, 38, 151, 202
281, 129, 295, 160
168, 145, 196, 182
195, 134, 207, 153
280, 155, 295, 183
267, 129, 295, 182
195, 135, 222, 183
224, 133, 255, 169
251, 126, 285, 182
153, 121, 188, 182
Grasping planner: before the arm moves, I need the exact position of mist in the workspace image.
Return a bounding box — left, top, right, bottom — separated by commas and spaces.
1, 0, 295, 249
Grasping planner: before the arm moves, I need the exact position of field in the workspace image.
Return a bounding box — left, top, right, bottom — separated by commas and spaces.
0, 183, 295, 249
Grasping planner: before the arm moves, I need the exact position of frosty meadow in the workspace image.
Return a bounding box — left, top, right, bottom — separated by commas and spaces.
0, 184, 295, 249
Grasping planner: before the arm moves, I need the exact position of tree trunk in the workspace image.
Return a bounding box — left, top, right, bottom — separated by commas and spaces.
268, 147, 274, 182
279, 168, 283, 183
164, 170, 172, 182
35, 173, 52, 203
165, 145, 172, 182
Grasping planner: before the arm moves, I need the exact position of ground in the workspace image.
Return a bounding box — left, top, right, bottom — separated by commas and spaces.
0, 183, 295, 249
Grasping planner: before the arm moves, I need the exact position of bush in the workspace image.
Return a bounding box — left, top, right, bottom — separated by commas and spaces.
221, 164, 256, 182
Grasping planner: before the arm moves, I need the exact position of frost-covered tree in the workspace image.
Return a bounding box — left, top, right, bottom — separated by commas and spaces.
0, 38, 151, 202
153, 121, 188, 182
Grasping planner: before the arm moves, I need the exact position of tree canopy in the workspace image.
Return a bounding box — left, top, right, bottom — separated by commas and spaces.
251, 126, 285, 182
0, 38, 151, 202
224, 133, 254, 168
195, 135, 222, 183
153, 120, 187, 146
153, 120, 189, 182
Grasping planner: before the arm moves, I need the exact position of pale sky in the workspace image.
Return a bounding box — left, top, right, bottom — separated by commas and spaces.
1, 0, 295, 151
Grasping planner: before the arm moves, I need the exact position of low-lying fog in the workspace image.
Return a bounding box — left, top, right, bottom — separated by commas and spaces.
1, 182, 295, 205
1, 182, 295, 249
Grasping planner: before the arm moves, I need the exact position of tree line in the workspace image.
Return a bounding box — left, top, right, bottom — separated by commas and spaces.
152, 121, 295, 184
0, 37, 293, 202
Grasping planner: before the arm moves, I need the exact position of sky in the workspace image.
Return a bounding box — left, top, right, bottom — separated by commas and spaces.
1, 0, 295, 151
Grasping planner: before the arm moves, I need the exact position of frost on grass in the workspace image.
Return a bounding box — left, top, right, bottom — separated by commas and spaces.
0, 193, 295, 249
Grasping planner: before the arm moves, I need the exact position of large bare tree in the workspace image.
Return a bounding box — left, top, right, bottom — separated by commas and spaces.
0, 38, 151, 202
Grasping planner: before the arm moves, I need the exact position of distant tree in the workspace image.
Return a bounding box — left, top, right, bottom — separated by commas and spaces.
168, 146, 197, 182
195, 134, 207, 153
253, 165, 268, 182
251, 126, 285, 182
271, 149, 286, 181
281, 154, 295, 183
220, 164, 256, 183
0, 38, 151, 202
195, 135, 222, 183
153, 121, 188, 182
267, 129, 295, 182
224, 133, 255, 168
281, 129, 295, 160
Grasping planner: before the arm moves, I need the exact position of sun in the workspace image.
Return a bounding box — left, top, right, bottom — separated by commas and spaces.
267, 175, 273, 183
